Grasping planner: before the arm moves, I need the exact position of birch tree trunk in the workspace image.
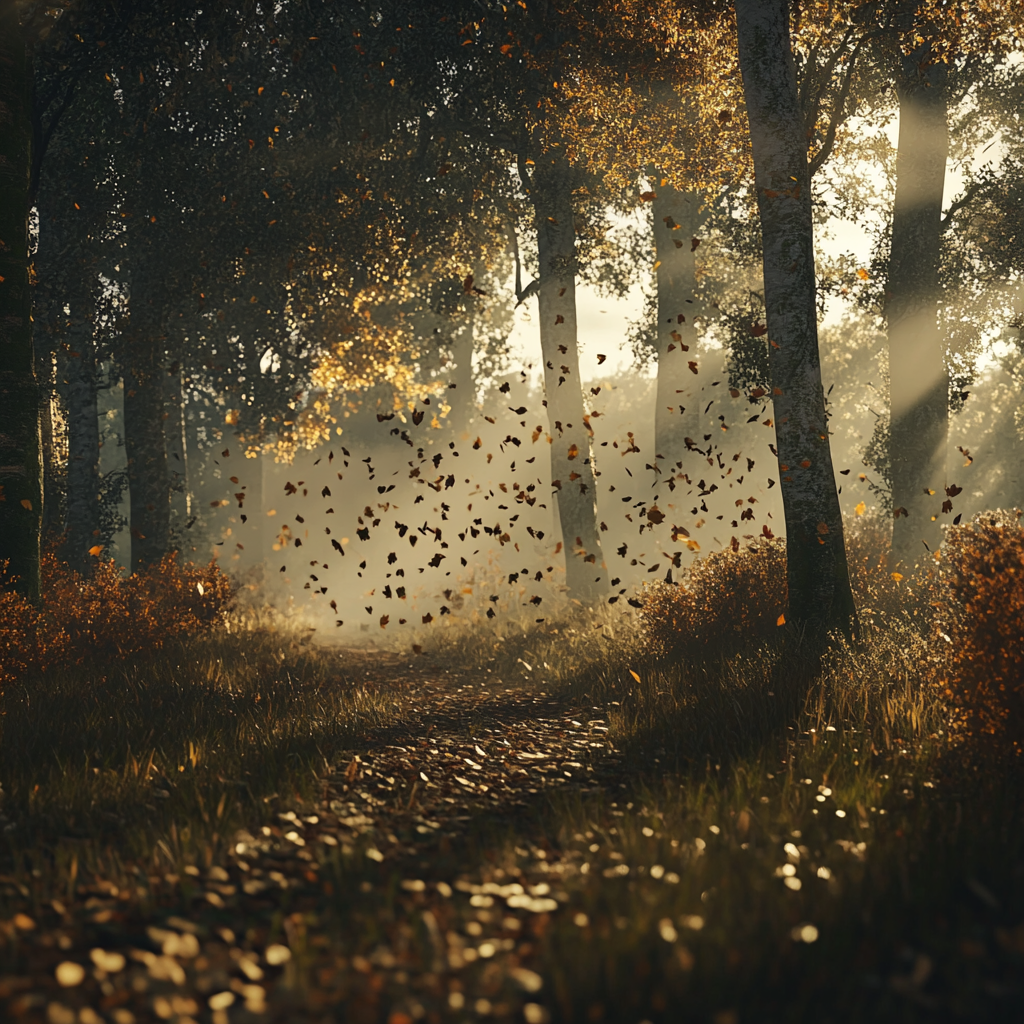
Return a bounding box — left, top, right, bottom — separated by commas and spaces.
734, 0, 856, 635
652, 183, 703, 475
887, 53, 949, 566
531, 149, 606, 602
0, 3, 41, 599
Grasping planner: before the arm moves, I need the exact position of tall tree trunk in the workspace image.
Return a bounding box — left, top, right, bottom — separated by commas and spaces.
0, 4, 41, 599
448, 319, 476, 436
37, 351, 64, 546
123, 298, 170, 571
887, 52, 949, 566
530, 149, 606, 602
164, 359, 190, 548
734, 0, 856, 635
652, 182, 703, 473
64, 319, 101, 573
242, 451, 264, 576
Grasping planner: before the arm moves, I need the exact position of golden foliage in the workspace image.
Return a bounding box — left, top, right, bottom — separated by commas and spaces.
0, 554, 233, 689
640, 538, 788, 659
931, 511, 1024, 754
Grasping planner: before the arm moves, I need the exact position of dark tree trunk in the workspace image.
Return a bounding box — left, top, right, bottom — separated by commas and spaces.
887, 52, 949, 566
123, 298, 170, 572
652, 183, 703, 473
735, 0, 856, 636
37, 355, 64, 546
164, 358, 190, 548
530, 148, 607, 603
0, 3, 41, 599
64, 318, 102, 573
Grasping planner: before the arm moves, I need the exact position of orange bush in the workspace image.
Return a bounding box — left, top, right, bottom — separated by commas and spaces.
0, 553, 233, 688
842, 512, 919, 623
640, 538, 788, 659
931, 511, 1024, 754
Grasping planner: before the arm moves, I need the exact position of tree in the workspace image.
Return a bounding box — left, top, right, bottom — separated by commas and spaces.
734, 0, 856, 635
520, 145, 607, 601
0, 0, 41, 600
886, 43, 948, 564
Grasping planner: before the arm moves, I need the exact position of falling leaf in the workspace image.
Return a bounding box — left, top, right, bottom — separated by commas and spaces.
629, 670, 641, 683
20, 498, 32, 510
88, 545, 103, 556
197, 582, 205, 596
777, 614, 786, 626
891, 572, 904, 582
596, 354, 607, 364
854, 502, 866, 516
856, 268, 870, 280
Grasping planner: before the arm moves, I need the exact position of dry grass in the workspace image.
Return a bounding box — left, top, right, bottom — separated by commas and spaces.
1, 514, 1022, 1022
0, 628, 396, 907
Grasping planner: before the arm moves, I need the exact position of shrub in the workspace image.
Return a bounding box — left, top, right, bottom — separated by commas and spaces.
843, 511, 923, 624
640, 538, 788, 660
0, 553, 233, 689
931, 510, 1024, 754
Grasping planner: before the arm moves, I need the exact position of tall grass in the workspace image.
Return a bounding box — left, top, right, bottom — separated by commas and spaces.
0, 629, 395, 912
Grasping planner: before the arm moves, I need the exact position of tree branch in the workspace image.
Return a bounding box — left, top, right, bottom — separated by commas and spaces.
939, 178, 988, 233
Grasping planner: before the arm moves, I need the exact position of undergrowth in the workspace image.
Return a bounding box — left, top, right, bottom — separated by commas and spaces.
0, 510, 1021, 1022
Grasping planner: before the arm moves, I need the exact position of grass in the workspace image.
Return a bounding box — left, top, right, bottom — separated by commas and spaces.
1, 521, 1023, 1022
0, 628, 396, 903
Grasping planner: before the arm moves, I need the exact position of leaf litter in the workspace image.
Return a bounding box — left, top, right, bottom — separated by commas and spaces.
0, 664, 625, 1023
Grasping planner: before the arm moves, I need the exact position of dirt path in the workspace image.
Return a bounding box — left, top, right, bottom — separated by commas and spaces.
3, 670, 621, 1024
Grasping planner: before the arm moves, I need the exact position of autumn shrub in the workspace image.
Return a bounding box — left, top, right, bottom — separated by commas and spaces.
639, 537, 788, 660
930, 509, 1024, 755
841, 511, 933, 625
0, 553, 233, 688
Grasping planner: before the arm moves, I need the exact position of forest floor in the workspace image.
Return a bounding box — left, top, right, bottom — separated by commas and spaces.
2, 631, 1023, 1024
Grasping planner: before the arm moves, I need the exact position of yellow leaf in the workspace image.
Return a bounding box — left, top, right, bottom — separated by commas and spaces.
197, 582, 205, 596
629, 670, 641, 683
855, 501, 866, 516
88, 545, 103, 557
225, 409, 240, 425
20, 498, 32, 510
891, 572, 904, 582
653, 260, 662, 271
777, 613, 786, 626
856, 268, 870, 280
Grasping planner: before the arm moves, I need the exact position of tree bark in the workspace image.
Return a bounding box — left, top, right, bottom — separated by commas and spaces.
241, 451, 264, 576
447, 318, 476, 436
652, 182, 703, 473
735, 0, 856, 635
123, 297, 170, 572
530, 148, 607, 602
37, 351, 64, 545
164, 358, 190, 548
0, 3, 41, 599
887, 51, 949, 567
64, 317, 101, 573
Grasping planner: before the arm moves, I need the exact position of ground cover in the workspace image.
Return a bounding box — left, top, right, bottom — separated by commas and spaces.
1, 516, 1022, 1024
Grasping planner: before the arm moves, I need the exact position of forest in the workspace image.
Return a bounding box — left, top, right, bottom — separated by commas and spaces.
1, 0, 1023, 1021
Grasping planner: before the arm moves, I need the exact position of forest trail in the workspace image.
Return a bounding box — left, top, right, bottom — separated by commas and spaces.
4, 660, 624, 1024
